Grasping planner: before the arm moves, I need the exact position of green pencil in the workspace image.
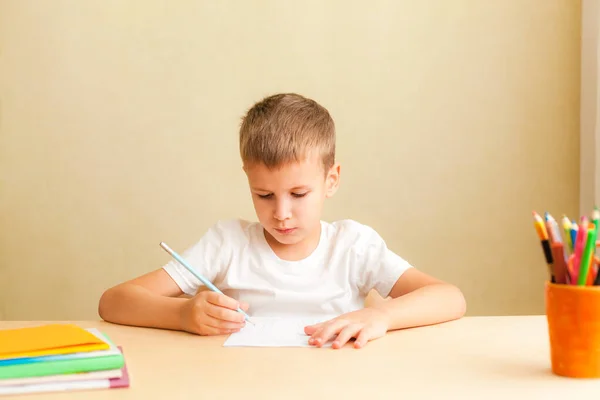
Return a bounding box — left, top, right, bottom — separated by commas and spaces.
578, 223, 597, 286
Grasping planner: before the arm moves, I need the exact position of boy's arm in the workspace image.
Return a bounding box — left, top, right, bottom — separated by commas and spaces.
98, 269, 188, 331
373, 268, 467, 330
305, 268, 466, 348
99, 268, 248, 335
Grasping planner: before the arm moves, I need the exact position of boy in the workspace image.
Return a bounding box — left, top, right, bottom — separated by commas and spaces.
99, 93, 466, 349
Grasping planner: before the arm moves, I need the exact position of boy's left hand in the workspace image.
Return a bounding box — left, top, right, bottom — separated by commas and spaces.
304, 308, 390, 349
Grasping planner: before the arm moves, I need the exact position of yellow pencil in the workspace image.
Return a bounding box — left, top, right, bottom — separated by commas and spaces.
533, 211, 549, 240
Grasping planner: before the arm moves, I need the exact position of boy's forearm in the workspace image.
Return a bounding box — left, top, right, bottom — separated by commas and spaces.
98, 283, 187, 331
374, 283, 466, 331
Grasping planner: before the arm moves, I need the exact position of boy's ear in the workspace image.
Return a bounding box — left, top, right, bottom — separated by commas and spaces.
242, 164, 250, 177
325, 163, 341, 198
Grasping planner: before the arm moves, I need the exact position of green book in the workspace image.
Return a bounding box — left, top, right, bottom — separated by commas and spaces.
0, 329, 124, 380
0, 353, 124, 379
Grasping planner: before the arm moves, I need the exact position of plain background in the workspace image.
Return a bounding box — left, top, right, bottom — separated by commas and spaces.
0, 1, 582, 320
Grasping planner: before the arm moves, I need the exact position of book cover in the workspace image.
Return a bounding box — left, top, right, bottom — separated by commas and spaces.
0, 324, 109, 360
0, 347, 130, 396
0, 333, 124, 380
0, 328, 120, 366
0, 368, 122, 387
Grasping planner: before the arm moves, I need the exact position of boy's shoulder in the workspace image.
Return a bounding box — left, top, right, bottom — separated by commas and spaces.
326, 218, 374, 232
324, 219, 384, 248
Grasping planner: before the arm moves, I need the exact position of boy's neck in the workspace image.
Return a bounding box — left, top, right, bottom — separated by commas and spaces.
264, 224, 322, 262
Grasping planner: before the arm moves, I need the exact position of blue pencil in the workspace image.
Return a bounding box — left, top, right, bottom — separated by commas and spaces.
159, 242, 254, 325
570, 221, 579, 252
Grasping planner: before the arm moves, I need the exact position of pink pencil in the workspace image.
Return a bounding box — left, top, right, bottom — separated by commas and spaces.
572, 216, 589, 282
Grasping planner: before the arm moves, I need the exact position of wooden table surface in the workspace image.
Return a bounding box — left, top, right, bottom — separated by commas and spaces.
2, 316, 600, 399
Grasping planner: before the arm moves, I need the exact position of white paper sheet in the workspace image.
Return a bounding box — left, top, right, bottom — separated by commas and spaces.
223, 316, 336, 347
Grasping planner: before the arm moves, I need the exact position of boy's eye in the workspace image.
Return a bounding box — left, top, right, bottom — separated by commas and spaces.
256, 192, 307, 199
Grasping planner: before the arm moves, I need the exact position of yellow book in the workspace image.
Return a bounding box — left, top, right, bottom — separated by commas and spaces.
0, 324, 109, 360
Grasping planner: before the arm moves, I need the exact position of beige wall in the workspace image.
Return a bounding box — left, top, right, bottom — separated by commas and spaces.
0, 1, 581, 320
581, 0, 599, 214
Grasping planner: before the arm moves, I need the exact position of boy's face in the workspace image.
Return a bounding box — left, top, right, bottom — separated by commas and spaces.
244, 154, 340, 255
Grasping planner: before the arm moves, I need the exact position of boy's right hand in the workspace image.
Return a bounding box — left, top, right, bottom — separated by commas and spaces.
180, 291, 249, 336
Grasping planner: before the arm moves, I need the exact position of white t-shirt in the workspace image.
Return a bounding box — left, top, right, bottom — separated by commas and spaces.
163, 219, 413, 318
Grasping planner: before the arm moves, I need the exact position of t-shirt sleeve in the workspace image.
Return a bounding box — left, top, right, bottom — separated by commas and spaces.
162, 221, 231, 296
356, 225, 413, 297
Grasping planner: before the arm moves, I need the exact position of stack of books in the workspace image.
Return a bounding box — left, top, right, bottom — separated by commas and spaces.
0, 324, 129, 396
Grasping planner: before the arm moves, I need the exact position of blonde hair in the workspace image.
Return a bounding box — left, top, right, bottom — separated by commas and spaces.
239, 93, 335, 171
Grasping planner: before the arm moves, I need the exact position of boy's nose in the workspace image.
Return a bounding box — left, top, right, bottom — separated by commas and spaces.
273, 200, 291, 221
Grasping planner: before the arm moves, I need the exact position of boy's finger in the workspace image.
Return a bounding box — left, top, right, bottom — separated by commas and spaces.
353, 327, 375, 349
205, 302, 246, 323
310, 320, 347, 347
206, 292, 240, 310
240, 302, 250, 311
304, 322, 324, 335
201, 326, 239, 336
332, 324, 361, 349
203, 312, 245, 330
196, 324, 224, 336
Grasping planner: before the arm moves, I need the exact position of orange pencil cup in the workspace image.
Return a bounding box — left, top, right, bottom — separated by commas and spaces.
546, 281, 600, 378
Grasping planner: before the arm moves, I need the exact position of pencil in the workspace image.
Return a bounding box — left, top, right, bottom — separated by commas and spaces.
533, 211, 554, 282
572, 217, 589, 282
593, 206, 600, 258
551, 243, 568, 284
561, 215, 572, 252
159, 242, 255, 325
593, 206, 600, 240
578, 222, 597, 285
545, 212, 562, 245
595, 264, 600, 285
570, 221, 579, 253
